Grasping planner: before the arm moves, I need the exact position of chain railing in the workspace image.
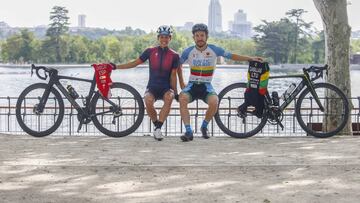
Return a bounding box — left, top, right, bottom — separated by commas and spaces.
1, 96, 360, 137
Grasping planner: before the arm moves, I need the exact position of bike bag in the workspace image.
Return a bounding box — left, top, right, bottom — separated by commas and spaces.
239, 61, 270, 118
92, 63, 113, 98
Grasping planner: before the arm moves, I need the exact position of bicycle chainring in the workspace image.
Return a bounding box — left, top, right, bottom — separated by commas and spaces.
267, 106, 284, 125
77, 108, 92, 124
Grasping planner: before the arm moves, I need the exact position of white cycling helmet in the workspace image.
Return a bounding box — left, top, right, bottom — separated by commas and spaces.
157, 25, 173, 36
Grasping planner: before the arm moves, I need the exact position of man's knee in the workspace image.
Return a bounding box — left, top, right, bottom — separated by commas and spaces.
179, 93, 190, 105
163, 91, 174, 103
144, 94, 155, 106
207, 95, 219, 108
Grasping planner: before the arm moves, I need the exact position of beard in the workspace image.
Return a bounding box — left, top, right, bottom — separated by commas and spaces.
196, 40, 206, 48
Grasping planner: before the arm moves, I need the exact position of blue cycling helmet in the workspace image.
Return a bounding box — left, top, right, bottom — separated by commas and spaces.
157, 25, 173, 36
192, 23, 208, 35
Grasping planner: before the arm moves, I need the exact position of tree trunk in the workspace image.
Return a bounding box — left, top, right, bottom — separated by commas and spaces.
313, 0, 352, 135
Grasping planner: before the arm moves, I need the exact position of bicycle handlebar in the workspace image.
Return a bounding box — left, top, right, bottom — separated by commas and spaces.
303, 64, 328, 81
31, 64, 57, 80
304, 64, 328, 72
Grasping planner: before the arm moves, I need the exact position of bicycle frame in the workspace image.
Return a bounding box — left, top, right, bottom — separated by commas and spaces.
35, 67, 118, 119
268, 69, 324, 111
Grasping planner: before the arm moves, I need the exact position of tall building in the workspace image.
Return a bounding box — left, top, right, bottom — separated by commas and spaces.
78, 14, 86, 28
229, 10, 252, 39
184, 22, 194, 31
175, 22, 194, 32
208, 0, 222, 33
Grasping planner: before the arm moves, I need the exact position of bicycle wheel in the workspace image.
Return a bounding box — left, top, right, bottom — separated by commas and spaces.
91, 82, 145, 137
16, 83, 64, 137
295, 83, 349, 138
214, 83, 267, 138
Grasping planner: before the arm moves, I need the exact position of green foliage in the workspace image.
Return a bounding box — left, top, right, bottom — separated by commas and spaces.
312, 31, 325, 64
46, 6, 70, 38
285, 9, 313, 63
169, 31, 192, 53
253, 9, 316, 64
253, 19, 294, 64
64, 35, 91, 63
208, 37, 257, 64
351, 39, 360, 54
46, 6, 70, 62
0, 29, 38, 63
133, 33, 157, 56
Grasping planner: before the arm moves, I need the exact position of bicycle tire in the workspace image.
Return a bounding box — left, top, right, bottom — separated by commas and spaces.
91, 82, 145, 137
295, 83, 349, 138
214, 83, 267, 138
16, 83, 64, 137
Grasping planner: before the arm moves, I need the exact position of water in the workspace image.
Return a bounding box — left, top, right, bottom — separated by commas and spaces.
1, 65, 360, 97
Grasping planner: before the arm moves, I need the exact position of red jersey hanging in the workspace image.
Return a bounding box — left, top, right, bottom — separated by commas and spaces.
92, 63, 113, 98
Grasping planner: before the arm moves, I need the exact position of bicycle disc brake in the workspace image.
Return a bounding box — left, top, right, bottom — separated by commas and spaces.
111, 106, 123, 125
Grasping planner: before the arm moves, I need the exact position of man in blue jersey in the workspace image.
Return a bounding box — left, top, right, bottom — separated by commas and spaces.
112, 25, 179, 141
178, 23, 263, 142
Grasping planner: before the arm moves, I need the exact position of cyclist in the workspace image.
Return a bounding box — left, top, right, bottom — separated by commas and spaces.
111, 25, 179, 141
178, 23, 263, 142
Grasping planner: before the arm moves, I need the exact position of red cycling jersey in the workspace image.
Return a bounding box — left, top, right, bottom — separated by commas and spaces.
93, 63, 113, 98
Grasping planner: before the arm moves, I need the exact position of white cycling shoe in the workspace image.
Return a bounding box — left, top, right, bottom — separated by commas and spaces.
153, 128, 163, 141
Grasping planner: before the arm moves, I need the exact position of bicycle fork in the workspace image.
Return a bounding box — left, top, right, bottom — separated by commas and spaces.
34, 86, 53, 115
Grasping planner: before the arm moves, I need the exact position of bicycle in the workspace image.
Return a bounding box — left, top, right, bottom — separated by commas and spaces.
16, 64, 145, 137
214, 65, 350, 138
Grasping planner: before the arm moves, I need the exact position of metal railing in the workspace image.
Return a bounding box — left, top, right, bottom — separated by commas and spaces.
1, 96, 360, 137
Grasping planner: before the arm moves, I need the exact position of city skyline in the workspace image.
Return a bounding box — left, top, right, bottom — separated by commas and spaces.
208, 0, 222, 33
0, 0, 360, 32
229, 10, 252, 39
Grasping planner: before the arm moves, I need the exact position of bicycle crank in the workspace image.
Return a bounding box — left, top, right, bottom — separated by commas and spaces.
267, 106, 284, 130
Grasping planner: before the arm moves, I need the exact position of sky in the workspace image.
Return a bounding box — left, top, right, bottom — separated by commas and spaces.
0, 0, 359, 32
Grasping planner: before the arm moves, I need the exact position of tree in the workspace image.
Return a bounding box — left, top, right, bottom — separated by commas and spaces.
285, 9, 313, 63
351, 39, 360, 54
65, 35, 90, 63
0, 29, 37, 63
312, 31, 325, 64
18, 29, 35, 62
46, 6, 70, 62
253, 9, 314, 64
169, 30, 191, 53
133, 33, 157, 57
313, 0, 352, 135
253, 19, 294, 64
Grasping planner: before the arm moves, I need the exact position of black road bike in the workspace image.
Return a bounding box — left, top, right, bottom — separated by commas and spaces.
16, 64, 144, 137
214, 65, 350, 138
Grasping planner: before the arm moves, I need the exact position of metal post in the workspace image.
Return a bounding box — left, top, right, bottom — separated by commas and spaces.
7, 96, 10, 132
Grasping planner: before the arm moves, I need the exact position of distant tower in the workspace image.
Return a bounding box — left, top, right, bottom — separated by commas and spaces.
208, 0, 222, 33
229, 10, 252, 39
78, 14, 86, 28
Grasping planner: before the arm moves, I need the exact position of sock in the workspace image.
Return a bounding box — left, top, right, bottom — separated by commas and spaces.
156, 121, 163, 129
201, 120, 209, 129
153, 120, 163, 129
185, 125, 192, 133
